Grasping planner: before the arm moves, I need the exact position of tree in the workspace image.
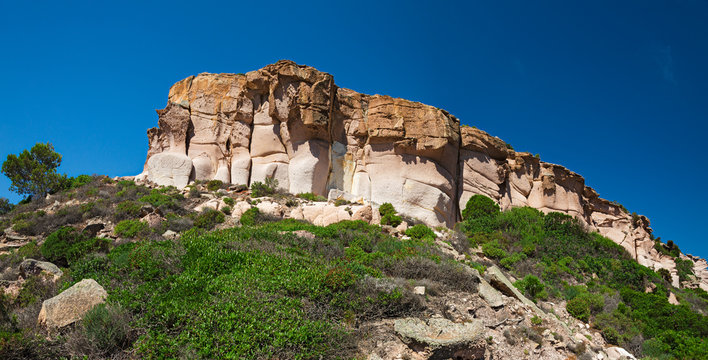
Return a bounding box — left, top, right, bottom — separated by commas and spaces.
1, 142, 65, 198
0, 197, 12, 215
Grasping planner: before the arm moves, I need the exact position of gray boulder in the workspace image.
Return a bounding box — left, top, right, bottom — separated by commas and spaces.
19, 259, 63, 280
394, 317, 485, 360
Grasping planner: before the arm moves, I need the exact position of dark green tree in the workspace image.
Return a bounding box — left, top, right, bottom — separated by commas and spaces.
0, 197, 12, 215
1, 143, 65, 197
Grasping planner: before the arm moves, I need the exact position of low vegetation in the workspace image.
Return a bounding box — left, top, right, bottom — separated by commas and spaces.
459, 195, 708, 359
0, 161, 705, 359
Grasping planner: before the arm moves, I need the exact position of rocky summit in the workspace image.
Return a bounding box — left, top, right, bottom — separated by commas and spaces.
139, 60, 707, 291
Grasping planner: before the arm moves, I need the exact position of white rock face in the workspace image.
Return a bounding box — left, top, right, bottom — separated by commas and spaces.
141, 61, 708, 290
146, 152, 193, 188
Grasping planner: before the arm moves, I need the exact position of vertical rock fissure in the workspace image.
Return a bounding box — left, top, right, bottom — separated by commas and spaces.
324, 77, 337, 195
454, 126, 463, 223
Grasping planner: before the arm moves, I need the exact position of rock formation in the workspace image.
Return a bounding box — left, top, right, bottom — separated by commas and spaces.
139, 60, 706, 291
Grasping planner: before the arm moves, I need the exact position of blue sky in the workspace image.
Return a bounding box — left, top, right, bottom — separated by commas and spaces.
1, 1, 706, 258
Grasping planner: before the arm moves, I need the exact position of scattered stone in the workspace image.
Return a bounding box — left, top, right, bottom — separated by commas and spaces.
38, 279, 107, 329
478, 278, 504, 308
668, 291, 679, 305
605, 346, 636, 360
352, 205, 372, 223
394, 317, 485, 360
413, 286, 426, 295
292, 230, 316, 240
141, 212, 164, 228
395, 221, 409, 233
162, 230, 178, 240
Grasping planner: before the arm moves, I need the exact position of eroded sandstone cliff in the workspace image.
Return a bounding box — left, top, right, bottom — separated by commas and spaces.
139, 60, 707, 291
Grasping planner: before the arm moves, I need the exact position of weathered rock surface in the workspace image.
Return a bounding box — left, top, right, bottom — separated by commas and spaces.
393, 317, 485, 360
38, 278, 107, 329
142, 60, 707, 290
19, 259, 63, 280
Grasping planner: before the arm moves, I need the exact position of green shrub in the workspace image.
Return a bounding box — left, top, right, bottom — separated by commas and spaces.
566, 296, 590, 322
221, 206, 232, 215
114, 220, 148, 238
675, 258, 694, 283
193, 209, 225, 230
657, 268, 672, 283
206, 180, 224, 192
378, 203, 396, 217
379, 203, 401, 227
71, 303, 134, 357
139, 189, 177, 209
115, 200, 142, 220
514, 275, 545, 300
334, 199, 350, 207
0, 197, 13, 215
482, 240, 507, 259
500, 252, 527, 270
69, 174, 93, 189
250, 178, 278, 198
222, 197, 234, 206
41, 227, 109, 266
240, 207, 260, 226
297, 193, 326, 202
461, 195, 499, 221
405, 224, 435, 241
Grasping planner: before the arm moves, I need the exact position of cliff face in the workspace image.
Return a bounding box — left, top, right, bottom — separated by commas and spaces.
139, 60, 707, 291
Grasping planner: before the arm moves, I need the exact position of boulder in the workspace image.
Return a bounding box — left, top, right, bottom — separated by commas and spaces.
478, 278, 504, 308
483, 266, 551, 322
605, 346, 636, 360
394, 317, 485, 360
81, 223, 105, 237
146, 152, 193, 188
19, 259, 63, 280
38, 279, 107, 329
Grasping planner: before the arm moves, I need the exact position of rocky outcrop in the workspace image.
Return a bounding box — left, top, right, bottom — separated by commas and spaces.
140, 60, 707, 290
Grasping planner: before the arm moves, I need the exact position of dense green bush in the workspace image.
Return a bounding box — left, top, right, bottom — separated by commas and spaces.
379, 203, 402, 227
222, 197, 234, 206
41, 227, 109, 266
405, 224, 435, 241
206, 180, 224, 191
514, 275, 546, 301
0, 197, 13, 215
115, 200, 142, 220
250, 178, 278, 198
193, 209, 225, 229
566, 296, 591, 322
70, 303, 134, 357
482, 240, 507, 259
461, 195, 499, 221
675, 258, 694, 283
139, 189, 178, 209
114, 220, 149, 238
240, 207, 260, 226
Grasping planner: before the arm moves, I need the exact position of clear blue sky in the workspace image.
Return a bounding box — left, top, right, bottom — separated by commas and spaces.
1, 1, 706, 258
